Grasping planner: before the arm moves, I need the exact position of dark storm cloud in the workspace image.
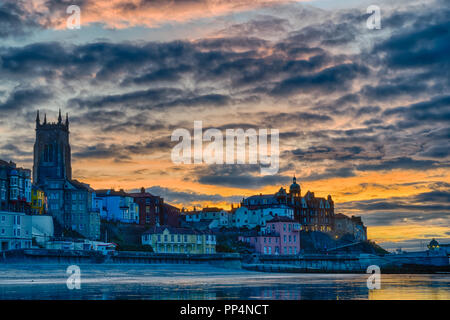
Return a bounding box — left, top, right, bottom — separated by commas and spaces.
384, 95, 450, 124
270, 63, 369, 96
285, 20, 360, 47
0, 1, 41, 38
190, 164, 291, 189
0, 87, 52, 114
301, 167, 356, 181
137, 186, 242, 205
413, 190, 450, 204
356, 157, 443, 172
68, 88, 184, 110
374, 19, 450, 70
338, 190, 450, 226
73, 138, 172, 160
360, 82, 429, 102
216, 16, 291, 38
291, 144, 383, 163
262, 112, 333, 127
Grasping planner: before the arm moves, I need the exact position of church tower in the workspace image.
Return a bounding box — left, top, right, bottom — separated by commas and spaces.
33, 110, 72, 185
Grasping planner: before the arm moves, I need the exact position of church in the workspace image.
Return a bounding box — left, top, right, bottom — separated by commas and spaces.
33, 110, 100, 240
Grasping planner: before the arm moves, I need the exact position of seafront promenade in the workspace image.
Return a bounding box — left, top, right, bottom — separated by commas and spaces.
1, 248, 448, 273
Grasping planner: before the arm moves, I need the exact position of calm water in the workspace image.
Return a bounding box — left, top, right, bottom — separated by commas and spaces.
0, 263, 448, 300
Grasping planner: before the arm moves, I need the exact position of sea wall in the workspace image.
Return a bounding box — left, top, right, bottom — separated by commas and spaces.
1, 249, 447, 273
0, 249, 242, 269
252, 254, 366, 273
244, 252, 449, 273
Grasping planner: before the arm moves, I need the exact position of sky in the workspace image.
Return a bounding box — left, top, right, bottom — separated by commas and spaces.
0, 0, 449, 251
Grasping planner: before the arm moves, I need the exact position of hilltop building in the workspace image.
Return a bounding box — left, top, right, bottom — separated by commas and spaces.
238, 176, 335, 232
32, 110, 100, 240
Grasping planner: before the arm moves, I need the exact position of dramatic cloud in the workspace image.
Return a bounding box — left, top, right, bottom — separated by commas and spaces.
12, 0, 299, 29
139, 186, 242, 206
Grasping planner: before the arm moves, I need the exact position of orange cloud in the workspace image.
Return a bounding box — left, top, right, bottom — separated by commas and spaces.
28, 0, 304, 29
368, 225, 450, 244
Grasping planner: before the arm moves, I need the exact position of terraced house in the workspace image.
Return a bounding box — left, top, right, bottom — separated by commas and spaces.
0, 160, 32, 213
141, 226, 216, 254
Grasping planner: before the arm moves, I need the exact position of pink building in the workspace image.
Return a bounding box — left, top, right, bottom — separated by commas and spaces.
239, 217, 301, 255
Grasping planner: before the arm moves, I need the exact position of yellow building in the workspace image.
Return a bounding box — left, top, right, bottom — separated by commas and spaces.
31, 186, 46, 215
141, 226, 216, 254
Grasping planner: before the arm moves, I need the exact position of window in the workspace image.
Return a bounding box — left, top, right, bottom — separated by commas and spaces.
284, 247, 287, 254
289, 247, 292, 254
294, 235, 297, 242
184, 235, 187, 242
164, 235, 168, 242
289, 235, 291, 242
283, 224, 286, 231
283, 235, 287, 243
268, 247, 272, 254
158, 235, 161, 242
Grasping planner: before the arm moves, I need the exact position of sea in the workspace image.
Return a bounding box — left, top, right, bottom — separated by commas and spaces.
0, 263, 448, 300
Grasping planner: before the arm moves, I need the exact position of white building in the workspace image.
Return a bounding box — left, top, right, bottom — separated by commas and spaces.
182, 207, 230, 228
0, 211, 32, 251
230, 204, 294, 229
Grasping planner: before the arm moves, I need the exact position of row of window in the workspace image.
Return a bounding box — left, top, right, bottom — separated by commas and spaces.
154, 234, 216, 243
263, 246, 297, 255
155, 245, 215, 254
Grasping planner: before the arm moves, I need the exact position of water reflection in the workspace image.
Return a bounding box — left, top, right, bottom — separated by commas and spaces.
0, 264, 448, 300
